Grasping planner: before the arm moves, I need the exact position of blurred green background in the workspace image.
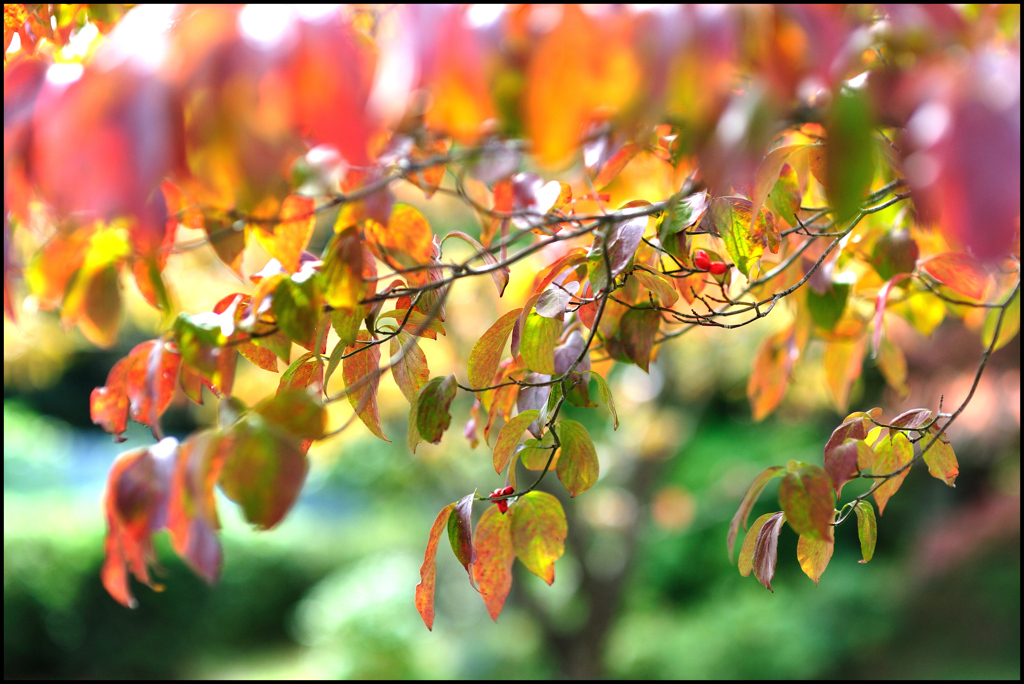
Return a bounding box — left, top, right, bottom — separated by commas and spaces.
5, 310, 1020, 680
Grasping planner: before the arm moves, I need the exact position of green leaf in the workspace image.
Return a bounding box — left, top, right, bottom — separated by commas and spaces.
922, 434, 959, 487
981, 287, 1020, 352
555, 419, 599, 497
468, 308, 523, 390
824, 89, 875, 223
472, 505, 515, 622
172, 311, 234, 395
416, 374, 458, 444
407, 393, 422, 453
330, 306, 365, 350
727, 465, 785, 563
255, 388, 327, 441
343, 332, 389, 442
272, 273, 324, 345
796, 533, 834, 584
493, 410, 540, 475
447, 492, 477, 585
592, 372, 618, 430
872, 431, 913, 514
520, 310, 561, 375
415, 503, 455, 630
519, 431, 556, 470
217, 414, 308, 530
510, 491, 566, 585
807, 281, 851, 332
711, 196, 780, 277
779, 464, 835, 541
853, 500, 876, 563
751, 511, 786, 592
872, 229, 919, 281
620, 306, 660, 372
766, 162, 802, 226
390, 331, 429, 404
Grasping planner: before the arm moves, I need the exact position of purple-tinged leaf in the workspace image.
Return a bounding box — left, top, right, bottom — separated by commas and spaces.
441, 230, 509, 297
620, 306, 660, 372
752, 511, 786, 592
890, 408, 932, 431
447, 492, 477, 587
553, 330, 590, 376
535, 286, 572, 318
824, 438, 872, 498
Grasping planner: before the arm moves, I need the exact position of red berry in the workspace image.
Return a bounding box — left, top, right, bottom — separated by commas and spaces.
491, 488, 503, 499
497, 500, 509, 514
693, 250, 711, 271
501, 486, 515, 496
709, 261, 728, 275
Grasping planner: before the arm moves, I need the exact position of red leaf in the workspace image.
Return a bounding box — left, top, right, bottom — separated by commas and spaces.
92, 340, 182, 442
447, 492, 477, 587
751, 510, 786, 592
415, 502, 456, 630
101, 438, 179, 607
167, 430, 225, 584
779, 464, 835, 541
343, 332, 388, 442
472, 505, 515, 622
747, 326, 797, 421
619, 306, 660, 372
920, 252, 990, 301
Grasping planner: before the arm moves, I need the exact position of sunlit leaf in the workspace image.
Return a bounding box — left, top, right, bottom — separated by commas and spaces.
168, 430, 225, 584
272, 272, 324, 346
592, 372, 618, 430
416, 374, 458, 444
823, 333, 866, 413
728, 466, 785, 563
594, 142, 643, 189
555, 419, 599, 498
343, 332, 388, 442
441, 230, 509, 297
390, 332, 429, 404
919, 252, 989, 301
520, 310, 561, 375
365, 203, 435, 272
472, 505, 515, 622
981, 288, 1020, 352
468, 308, 522, 390
807, 280, 851, 332
321, 226, 365, 309
510, 491, 567, 585
447, 492, 477, 588
872, 432, 913, 514
493, 410, 540, 475
750, 144, 808, 231
251, 195, 315, 274
796, 533, 834, 584
747, 326, 796, 421
853, 500, 876, 563
415, 503, 455, 630
711, 196, 780, 278
922, 435, 959, 487
279, 352, 324, 396
587, 214, 649, 293
779, 464, 835, 541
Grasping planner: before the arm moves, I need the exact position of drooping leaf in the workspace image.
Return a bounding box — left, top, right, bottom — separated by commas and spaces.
472, 505, 515, 622
822, 333, 866, 413
204, 215, 246, 276
796, 533, 834, 585
256, 388, 328, 443
509, 491, 567, 585
751, 511, 787, 592
593, 142, 643, 189
736, 510, 775, 579
779, 464, 835, 541
981, 287, 1020, 352
217, 414, 309, 530
747, 326, 796, 421
167, 430, 225, 584
416, 374, 458, 444
173, 312, 235, 397
468, 308, 523, 390
279, 352, 324, 396
343, 332, 388, 442
620, 306, 661, 372
321, 225, 366, 309
587, 214, 649, 293
750, 144, 808, 232
535, 286, 572, 319
890, 408, 933, 430
853, 500, 876, 563
766, 163, 802, 226
876, 336, 910, 398
555, 419, 599, 498
447, 492, 477, 588
807, 280, 851, 333
415, 503, 455, 631
101, 438, 179, 608
92, 339, 181, 442
872, 432, 913, 514
922, 435, 959, 487
728, 466, 785, 563
592, 372, 618, 430
390, 332, 429, 404
520, 310, 562, 375
493, 410, 540, 475
824, 88, 875, 223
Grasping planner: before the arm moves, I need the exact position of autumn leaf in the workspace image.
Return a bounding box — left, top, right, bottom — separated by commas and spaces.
620, 306, 660, 372
519, 310, 561, 375
167, 430, 226, 584
510, 491, 567, 585
922, 434, 959, 487
872, 432, 913, 514
747, 326, 796, 421
473, 505, 515, 621
447, 492, 477, 587
751, 511, 786, 592
796, 533, 834, 584
415, 503, 456, 630
493, 410, 540, 475
853, 500, 876, 563
390, 332, 429, 404
555, 419, 599, 497
251, 195, 315, 274
365, 203, 435, 273
416, 374, 458, 444
468, 309, 523, 390
779, 464, 835, 542
728, 466, 785, 563
343, 332, 389, 442
591, 373, 618, 430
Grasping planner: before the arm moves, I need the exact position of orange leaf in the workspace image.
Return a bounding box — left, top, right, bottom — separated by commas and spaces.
342, 331, 389, 442
365, 203, 435, 274
747, 326, 796, 421
473, 506, 515, 622
252, 195, 315, 274
415, 502, 456, 630
920, 252, 990, 301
